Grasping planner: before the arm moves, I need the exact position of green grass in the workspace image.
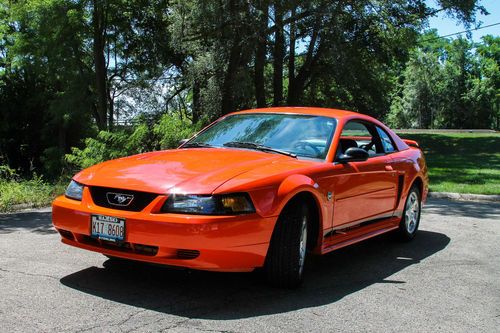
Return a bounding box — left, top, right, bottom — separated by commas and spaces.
396, 132, 500, 195
0, 177, 63, 212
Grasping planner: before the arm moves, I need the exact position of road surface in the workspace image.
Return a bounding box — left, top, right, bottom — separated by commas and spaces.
0, 199, 498, 332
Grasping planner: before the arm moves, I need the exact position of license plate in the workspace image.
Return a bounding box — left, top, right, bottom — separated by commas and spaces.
91, 214, 125, 242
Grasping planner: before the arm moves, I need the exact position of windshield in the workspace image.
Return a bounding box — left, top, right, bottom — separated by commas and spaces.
188, 113, 337, 160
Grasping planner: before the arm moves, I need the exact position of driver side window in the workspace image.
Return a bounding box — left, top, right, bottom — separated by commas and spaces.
339, 121, 382, 157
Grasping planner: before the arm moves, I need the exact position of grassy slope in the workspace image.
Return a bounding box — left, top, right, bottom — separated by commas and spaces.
396, 132, 500, 195
0, 178, 66, 212
0, 179, 52, 211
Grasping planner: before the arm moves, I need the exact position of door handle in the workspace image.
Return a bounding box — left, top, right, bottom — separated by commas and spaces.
385, 165, 393, 171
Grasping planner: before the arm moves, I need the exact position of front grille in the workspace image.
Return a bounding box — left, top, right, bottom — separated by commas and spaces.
89, 186, 158, 212
80, 236, 158, 256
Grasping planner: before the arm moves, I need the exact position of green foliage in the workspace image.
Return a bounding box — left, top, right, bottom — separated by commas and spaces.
0, 0, 95, 178
0, 0, 494, 188
0, 168, 54, 212
66, 125, 150, 170
0, 164, 17, 180
65, 114, 200, 170
388, 33, 499, 129
0, 179, 54, 212
154, 114, 202, 149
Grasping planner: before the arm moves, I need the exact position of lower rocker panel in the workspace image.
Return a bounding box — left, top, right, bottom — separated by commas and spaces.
321, 218, 399, 254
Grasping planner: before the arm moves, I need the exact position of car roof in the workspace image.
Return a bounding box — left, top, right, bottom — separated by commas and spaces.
230, 107, 363, 119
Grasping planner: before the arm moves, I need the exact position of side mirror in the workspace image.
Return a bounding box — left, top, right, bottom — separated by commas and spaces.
337, 147, 369, 163
178, 139, 189, 147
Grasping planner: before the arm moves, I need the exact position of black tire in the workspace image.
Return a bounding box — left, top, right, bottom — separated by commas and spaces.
397, 185, 421, 241
265, 203, 309, 288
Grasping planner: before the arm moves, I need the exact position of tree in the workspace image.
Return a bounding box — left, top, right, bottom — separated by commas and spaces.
0, 0, 177, 175
0, 0, 489, 178
474, 35, 500, 129
387, 33, 499, 130
170, 0, 484, 119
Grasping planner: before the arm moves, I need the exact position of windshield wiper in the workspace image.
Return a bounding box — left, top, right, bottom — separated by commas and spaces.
182, 142, 213, 148
223, 141, 297, 158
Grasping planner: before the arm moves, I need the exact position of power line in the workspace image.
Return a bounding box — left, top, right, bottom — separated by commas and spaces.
421, 22, 500, 42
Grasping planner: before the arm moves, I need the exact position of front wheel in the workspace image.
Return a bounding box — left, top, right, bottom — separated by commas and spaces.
265, 203, 309, 288
397, 185, 421, 241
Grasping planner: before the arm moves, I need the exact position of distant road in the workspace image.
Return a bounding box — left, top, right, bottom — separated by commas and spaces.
396, 129, 498, 133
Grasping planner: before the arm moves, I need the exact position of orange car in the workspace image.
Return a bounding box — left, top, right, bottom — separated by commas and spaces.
52, 107, 428, 287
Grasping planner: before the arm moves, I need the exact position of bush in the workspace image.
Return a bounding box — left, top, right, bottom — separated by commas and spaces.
65, 114, 201, 170
0, 164, 17, 180
154, 114, 202, 149
0, 170, 55, 211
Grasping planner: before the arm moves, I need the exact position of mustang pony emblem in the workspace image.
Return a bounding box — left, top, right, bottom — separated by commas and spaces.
106, 192, 134, 206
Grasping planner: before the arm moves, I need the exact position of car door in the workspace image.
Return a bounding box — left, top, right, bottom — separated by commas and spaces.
331, 120, 399, 227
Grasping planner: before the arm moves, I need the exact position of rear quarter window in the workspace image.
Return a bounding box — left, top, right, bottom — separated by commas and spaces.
376, 127, 396, 153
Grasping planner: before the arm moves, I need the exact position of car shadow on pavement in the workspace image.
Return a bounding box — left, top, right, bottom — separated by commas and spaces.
60, 230, 450, 319
0, 210, 55, 234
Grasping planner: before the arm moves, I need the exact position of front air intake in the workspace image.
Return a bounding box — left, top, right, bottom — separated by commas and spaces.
80, 236, 159, 256
176, 249, 200, 260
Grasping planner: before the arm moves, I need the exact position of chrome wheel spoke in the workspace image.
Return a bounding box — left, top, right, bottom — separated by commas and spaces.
405, 191, 419, 234
298, 217, 307, 274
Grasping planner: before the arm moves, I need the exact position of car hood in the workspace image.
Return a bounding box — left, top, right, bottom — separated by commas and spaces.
74, 148, 298, 194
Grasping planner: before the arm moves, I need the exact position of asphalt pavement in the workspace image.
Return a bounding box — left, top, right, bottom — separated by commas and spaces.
0, 198, 498, 332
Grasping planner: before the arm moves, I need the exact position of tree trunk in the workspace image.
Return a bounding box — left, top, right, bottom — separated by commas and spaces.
192, 80, 201, 123
58, 124, 66, 153
221, 42, 241, 115
254, 0, 268, 108
92, 0, 108, 130
272, 3, 284, 106
287, 7, 296, 105
221, 0, 243, 115
107, 92, 114, 130
287, 20, 321, 105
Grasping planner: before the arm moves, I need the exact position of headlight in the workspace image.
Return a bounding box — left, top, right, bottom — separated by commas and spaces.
65, 180, 84, 201
161, 193, 255, 215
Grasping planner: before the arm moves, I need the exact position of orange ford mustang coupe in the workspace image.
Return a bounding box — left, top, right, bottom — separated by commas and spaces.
52, 107, 428, 287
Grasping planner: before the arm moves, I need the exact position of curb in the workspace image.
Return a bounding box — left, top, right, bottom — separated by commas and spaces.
428, 192, 500, 203
1, 205, 52, 214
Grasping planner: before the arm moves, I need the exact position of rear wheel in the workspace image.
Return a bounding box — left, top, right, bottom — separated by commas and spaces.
397, 185, 421, 241
265, 203, 309, 288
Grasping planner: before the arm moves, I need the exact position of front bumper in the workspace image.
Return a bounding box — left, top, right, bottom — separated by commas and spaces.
52, 189, 277, 272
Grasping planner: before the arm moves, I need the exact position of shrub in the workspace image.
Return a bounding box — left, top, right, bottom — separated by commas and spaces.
65, 114, 200, 170
154, 114, 201, 149
0, 171, 54, 211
